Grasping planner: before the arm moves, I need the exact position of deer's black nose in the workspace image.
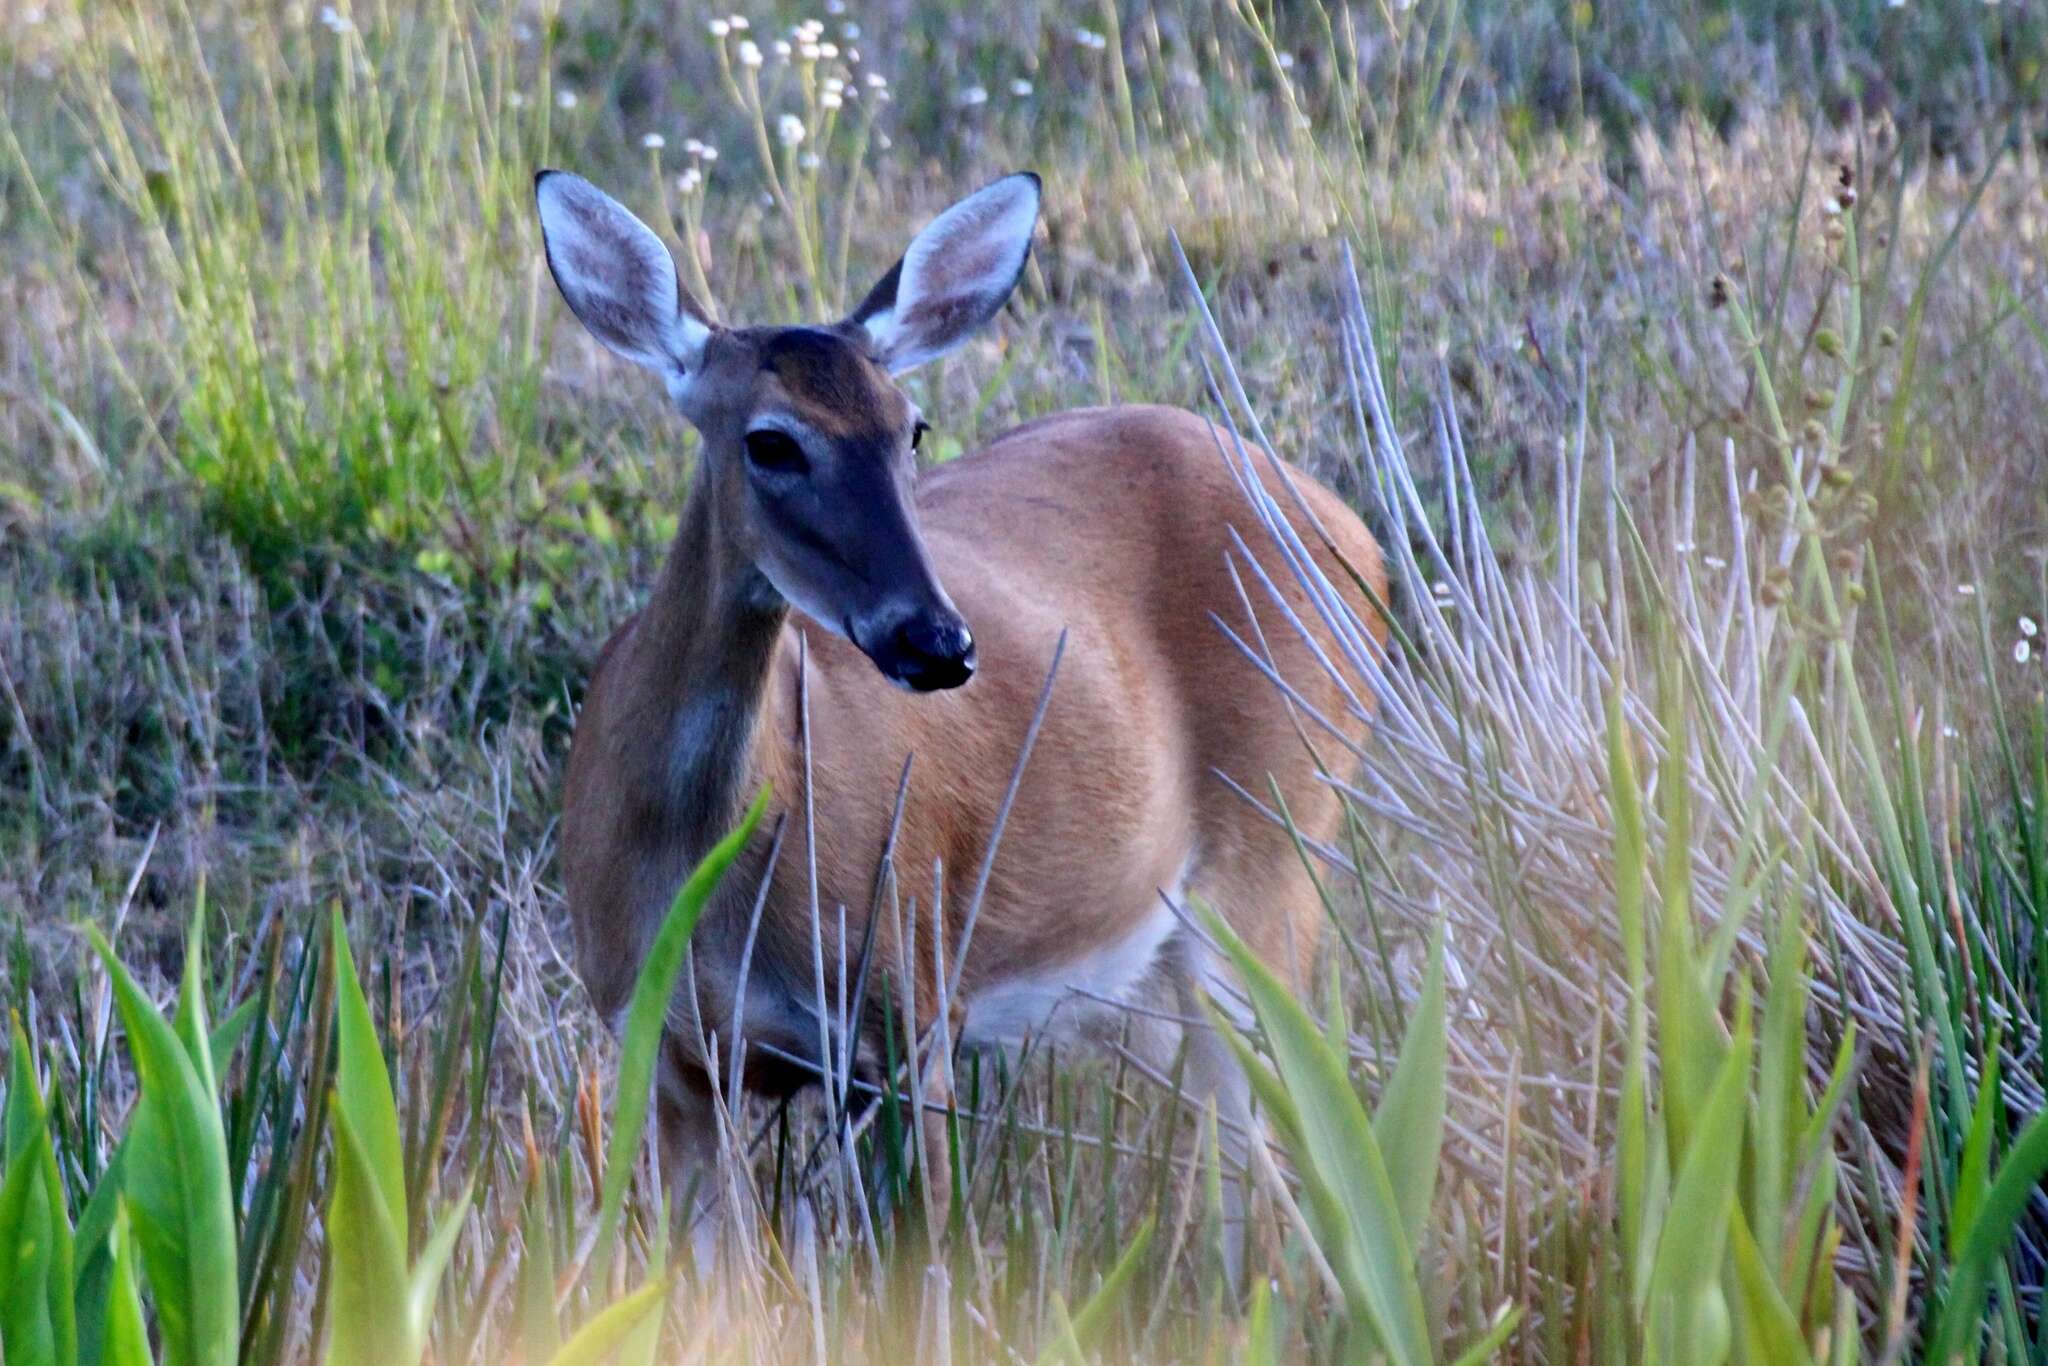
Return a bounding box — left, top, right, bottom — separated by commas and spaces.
869, 611, 976, 692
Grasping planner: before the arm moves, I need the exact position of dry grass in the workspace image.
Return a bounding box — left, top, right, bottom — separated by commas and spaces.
2, 0, 2046, 1358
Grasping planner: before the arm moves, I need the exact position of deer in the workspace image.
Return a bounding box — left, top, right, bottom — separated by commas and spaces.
535, 167, 1388, 1270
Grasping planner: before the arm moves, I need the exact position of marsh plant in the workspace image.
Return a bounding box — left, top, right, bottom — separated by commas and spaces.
5, 0, 2048, 1361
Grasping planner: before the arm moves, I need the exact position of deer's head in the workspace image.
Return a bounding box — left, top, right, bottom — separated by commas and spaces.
535, 168, 1040, 692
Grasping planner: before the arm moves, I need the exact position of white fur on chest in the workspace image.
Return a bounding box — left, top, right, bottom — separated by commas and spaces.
958, 899, 1182, 1049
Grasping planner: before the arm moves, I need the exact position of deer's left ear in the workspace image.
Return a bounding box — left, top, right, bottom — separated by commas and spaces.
847, 172, 1040, 374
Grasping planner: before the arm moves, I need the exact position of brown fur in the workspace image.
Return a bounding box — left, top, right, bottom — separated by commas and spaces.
561, 400, 1386, 1232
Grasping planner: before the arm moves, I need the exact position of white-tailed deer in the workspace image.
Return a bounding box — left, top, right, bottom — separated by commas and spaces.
537, 168, 1387, 1263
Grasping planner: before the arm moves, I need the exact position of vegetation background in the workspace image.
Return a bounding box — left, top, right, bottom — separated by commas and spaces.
2, 0, 2047, 1361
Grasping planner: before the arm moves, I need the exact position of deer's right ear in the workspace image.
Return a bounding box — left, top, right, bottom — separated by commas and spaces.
535, 170, 712, 380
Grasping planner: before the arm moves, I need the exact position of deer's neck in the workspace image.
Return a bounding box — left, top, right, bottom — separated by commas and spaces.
626, 473, 788, 846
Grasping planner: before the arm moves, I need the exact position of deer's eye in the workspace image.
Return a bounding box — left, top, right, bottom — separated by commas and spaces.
744, 429, 809, 475
911, 419, 930, 452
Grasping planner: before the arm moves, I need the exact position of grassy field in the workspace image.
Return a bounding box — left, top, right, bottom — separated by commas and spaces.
3, 0, 2048, 1361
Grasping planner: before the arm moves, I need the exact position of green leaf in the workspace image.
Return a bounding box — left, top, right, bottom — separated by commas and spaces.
404, 1183, 474, 1352
1204, 910, 1432, 1366
324, 1092, 412, 1366
592, 786, 771, 1285
88, 927, 238, 1366
100, 1207, 154, 1366
1373, 923, 1446, 1255
3, 1016, 76, 1366
1927, 1105, 2048, 1363
1728, 1208, 1811, 1366
544, 1276, 673, 1366
1045, 1215, 1153, 1362
1952, 1029, 2002, 1258
1644, 991, 1748, 1366
331, 904, 406, 1242
1446, 1302, 1523, 1366
208, 997, 262, 1079
173, 887, 217, 1099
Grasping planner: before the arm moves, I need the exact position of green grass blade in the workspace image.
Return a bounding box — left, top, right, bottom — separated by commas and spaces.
324, 1092, 413, 1366
543, 1275, 673, 1366
1927, 1105, 2048, 1362
87, 927, 238, 1366
592, 785, 771, 1286
1644, 992, 1749, 1366
4, 1015, 76, 1366
0, 1101, 61, 1366
1373, 923, 1447, 1255
1952, 1028, 2002, 1258
331, 904, 406, 1241
1053, 1214, 1153, 1360
100, 1207, 154, 1366
1728, 1208, 1811, 1365
173, 886, 217, 1099
404, 1182, 474, 1352
1205, 911, 1432, 1366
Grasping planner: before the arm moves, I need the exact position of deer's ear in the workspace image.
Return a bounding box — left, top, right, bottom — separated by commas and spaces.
847, 172, 1039, 374
535, 170, 712, 378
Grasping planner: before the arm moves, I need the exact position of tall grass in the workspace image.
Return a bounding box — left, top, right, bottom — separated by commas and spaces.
5, 0, 2048, 1360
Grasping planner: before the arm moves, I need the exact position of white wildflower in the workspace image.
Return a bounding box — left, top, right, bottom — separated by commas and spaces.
2022, 615, 2039, 637
738, 39, 762, 67
960, 85, 989, 106
1075, 27, 1107, 49
728, 14, 749, 29
641, 132, 666, 149
817, 41, 838, 58
677, 168, 702, 193
709, 16, 730, 36
2019, 639, 2034, 665
684, 137, 706, 155
864, 72, 887, 89
820, 89, 843, 110
800, 151, 821, 170
1010, 78, 1033, 97
774, 39, 792, 58
777, 113, 806, 147
1958, 583, 1978, 596
799, 42, 820, 60
1277, 51, 1296, 70
318, 5, 354, 33
556, 89, 579, 109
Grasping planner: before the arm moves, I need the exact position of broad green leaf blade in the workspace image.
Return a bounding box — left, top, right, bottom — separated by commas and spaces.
0, 1102, 60, 1366
324, 1093, 413, 1366
1645, 993, 1748, 1366
1729, 1208, 1811, 1366
594, 786, 771, 1283
101, 1207, 154, 1366
3, 1017, 76, 1366
88, 928, 238, 1366
544, 1276, 673, 1366
1205, 911, 1431, 1366
331, 904, 407, 1241
1372, 923, 1446, 1254
72, 1140, 131, 1366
